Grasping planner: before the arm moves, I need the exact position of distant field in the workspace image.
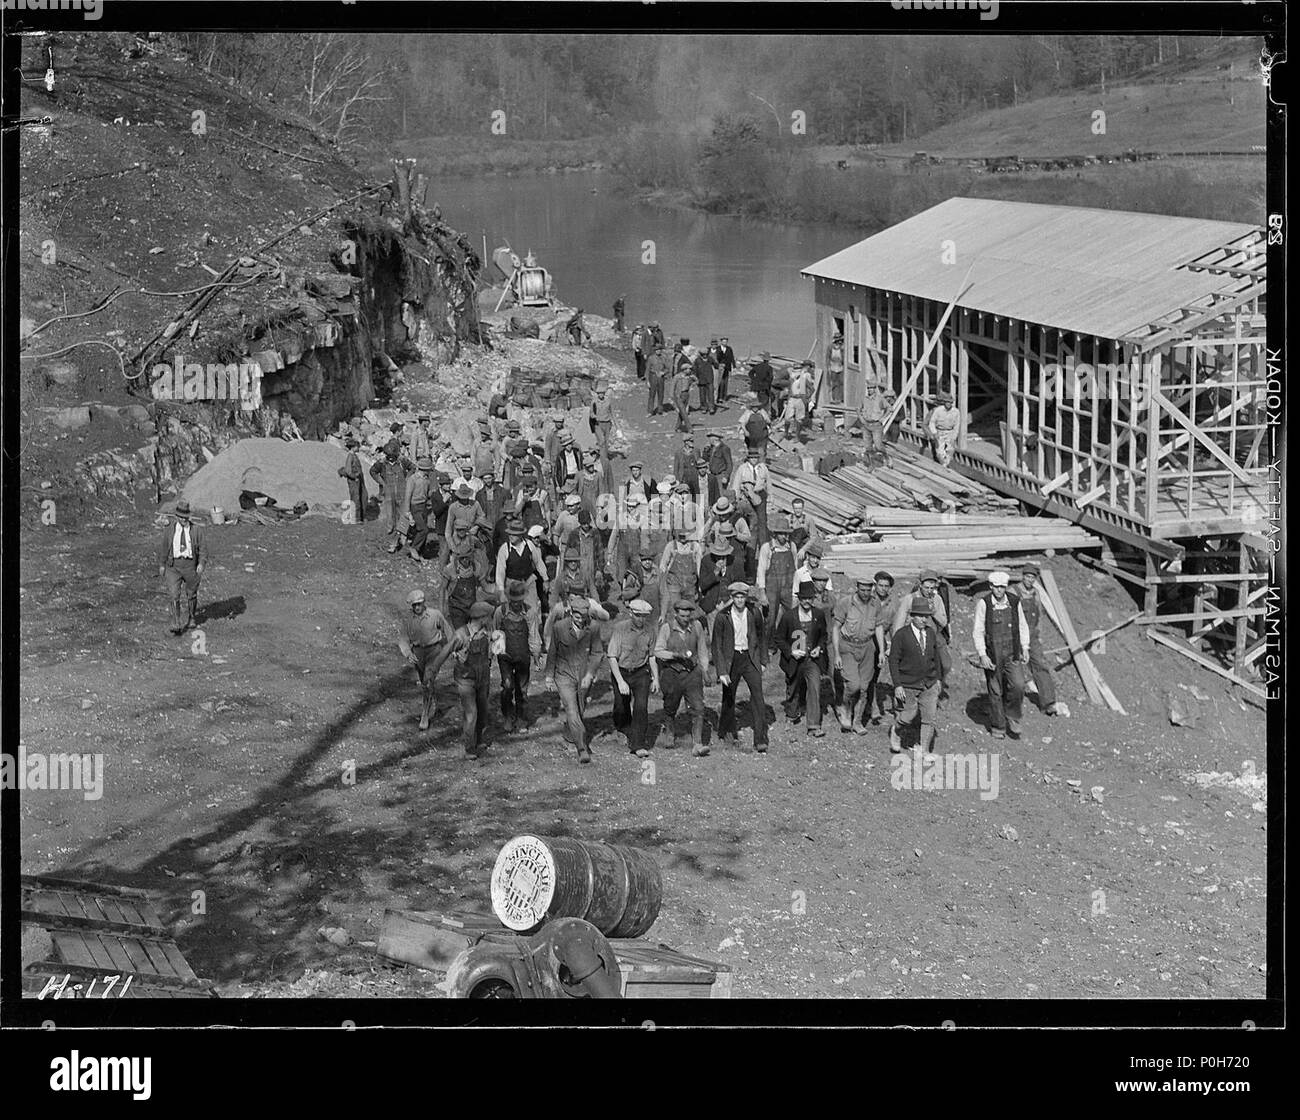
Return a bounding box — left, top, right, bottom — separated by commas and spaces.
873, 63, 1265, 161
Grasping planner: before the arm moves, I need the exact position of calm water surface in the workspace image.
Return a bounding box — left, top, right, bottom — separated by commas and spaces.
430, 170, 861, 360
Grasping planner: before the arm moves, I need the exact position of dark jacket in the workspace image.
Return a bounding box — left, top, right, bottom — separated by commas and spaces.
554, 446, 582, 490
888, 622, 947, 689
774, 603, 829, 675
750, 360, 773, 396
711, 601, 765, 668
698, 554, 748, 614
158, 517, 206, 568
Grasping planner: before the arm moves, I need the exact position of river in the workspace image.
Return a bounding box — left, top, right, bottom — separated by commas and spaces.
430, 170, 861, 361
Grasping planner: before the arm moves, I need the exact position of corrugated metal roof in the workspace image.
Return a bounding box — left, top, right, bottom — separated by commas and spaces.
801, 198, 1261, 340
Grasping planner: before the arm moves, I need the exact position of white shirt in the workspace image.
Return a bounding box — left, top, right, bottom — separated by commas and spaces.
912, 622, 927, 654
172, 521, 193, 559
730, 605, 749, 652
793, 564, 830, 597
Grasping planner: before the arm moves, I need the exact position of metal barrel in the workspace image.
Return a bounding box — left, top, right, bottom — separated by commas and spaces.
490, 836, 663, 937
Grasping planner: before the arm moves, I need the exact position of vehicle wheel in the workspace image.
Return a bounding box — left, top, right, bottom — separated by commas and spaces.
469, 978, 518, 998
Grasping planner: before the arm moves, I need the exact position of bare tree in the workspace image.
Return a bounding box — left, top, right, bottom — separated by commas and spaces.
297, 33, 391, 145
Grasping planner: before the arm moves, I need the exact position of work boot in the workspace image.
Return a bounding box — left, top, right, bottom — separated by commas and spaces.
691, 741, 710, 757
754, 738, 768, 754
991, 728, 1006, 740
577, 745, 593, 764
921, 726, 936, 754
835, 705, 853, 732
889, 724, 903, 753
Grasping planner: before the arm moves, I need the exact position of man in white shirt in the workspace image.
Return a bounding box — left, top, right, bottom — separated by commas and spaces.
792, 542, 832, 598
972, 570, 1031, 739
157, 499, 206, 635
731, 446, 770, 544
711, 582, 768, 752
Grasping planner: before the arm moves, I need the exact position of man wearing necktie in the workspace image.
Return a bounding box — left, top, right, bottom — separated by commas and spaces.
887, 595, 948, 753
158, 499, 206, 635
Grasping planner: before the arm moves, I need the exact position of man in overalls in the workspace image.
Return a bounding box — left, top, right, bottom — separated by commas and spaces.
443, 538, 488, 629
659, 529, 702, 611
493, 579, 542, 732
756, 512, 798, 636
449, 600, 495, 758
1019, 563, 1062, 717
369, 439, 408, 549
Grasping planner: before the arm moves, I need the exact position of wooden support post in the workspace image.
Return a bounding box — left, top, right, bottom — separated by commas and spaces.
883, 264, 974, 432
1144, 549, 1160, 620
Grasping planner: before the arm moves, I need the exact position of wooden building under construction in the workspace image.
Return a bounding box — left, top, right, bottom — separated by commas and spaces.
802, 198, 1272, 695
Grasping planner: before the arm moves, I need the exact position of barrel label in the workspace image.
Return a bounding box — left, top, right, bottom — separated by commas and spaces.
491, 835, 555, 930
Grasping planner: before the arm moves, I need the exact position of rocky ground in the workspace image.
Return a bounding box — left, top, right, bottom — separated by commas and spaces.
19, 344, 1268, 1001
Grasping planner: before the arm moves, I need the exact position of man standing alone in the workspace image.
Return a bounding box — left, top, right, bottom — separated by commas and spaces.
337, 437, 367, 524
158, 500, 205, 635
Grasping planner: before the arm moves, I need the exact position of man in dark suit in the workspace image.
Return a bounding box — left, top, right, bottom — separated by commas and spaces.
749, 352, 774, 411
716, 337, 736, 404
887, 596, 949, 753
158, 499, 206, 635
711, 581, 769, 752
774, 581, 829, 737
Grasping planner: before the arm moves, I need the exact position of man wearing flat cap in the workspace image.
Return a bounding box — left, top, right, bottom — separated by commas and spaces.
493, 579, 543, 732
369, 439, 409, 545
833, 574, 889, 734
973, 570, 1031, 739
887, 595, 948, 753
654, 598, 712, 757
1018, 564, 1061, 716
397, 588, 456, 732
608, 598, 659, 757
546, 594, 606, 764
711, 581, 769, 752
402, 455, 437, 562
774, 580, 830, 737
445, 599, 496, 758
158, 499, 206, 634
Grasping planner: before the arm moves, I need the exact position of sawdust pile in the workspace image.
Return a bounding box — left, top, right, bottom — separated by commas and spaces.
182, 438, 350, 515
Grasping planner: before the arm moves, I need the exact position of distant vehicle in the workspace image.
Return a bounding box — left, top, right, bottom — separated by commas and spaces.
986, 154, 1022, 173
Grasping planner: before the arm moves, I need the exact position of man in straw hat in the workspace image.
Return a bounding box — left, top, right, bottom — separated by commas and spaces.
397, 588, 456, 732
158, 499, 206, 635
887, 595, 947, 753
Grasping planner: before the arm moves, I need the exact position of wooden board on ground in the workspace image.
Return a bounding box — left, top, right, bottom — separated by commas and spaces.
1037, 570, 1113, 710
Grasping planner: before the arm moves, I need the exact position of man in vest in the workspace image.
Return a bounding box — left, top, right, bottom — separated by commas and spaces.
756, 513, 799, 635
397, 588, 456, 732
337, 437, 368, 525
493, 579, 543, 733
1019, 564, 1062, 716
545, 594, 606, 764
446, 599, 496, 758
495, 516, 548, 611
158, 499, 206, 634
654, 598, 712, 757
711, 581, 769, 753
888, 596, 947, 753
774, 581, 829, 737
608, 598, 658, 757
974, 569, 1031, 739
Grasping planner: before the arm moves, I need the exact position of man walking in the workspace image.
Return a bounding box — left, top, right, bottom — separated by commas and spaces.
774, 581, 829, 737
832, 575, 887, 734
608, 598, 657, 758
589, 379, 615, 463
158, 499, 205, 635
756, 513, 799, 632
397, 588, 455, 732
494, 579, 542, 732
731, 446, 770, 546
1018, 563, 1062, 717
545, 594, 605, 764
716, 337, 735, 404
738, 394, 771, 459
749, 352, 774, 411
672, 354, 695, 433
403, 456, 436, 562
703, 429, 734, 508
654, 598, 711, 757
712, 582, 768, 753
973, 570, 1031, 739
337, 437, 367, 524
447, 600, 496, 758
888, 596, 946, 753
495, 516, 549, 611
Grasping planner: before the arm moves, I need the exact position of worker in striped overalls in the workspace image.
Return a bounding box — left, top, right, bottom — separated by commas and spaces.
658, 530, 702, 613
756, 513, 798, 635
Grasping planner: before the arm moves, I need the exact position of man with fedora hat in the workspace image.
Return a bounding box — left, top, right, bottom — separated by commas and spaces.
553, 429, 582, 492
445, 478, 490, 554
397, 588, 456, 732
887, 595, 948, 753
337, 437, 368, 525
369, 439, 408, 545
926, 387, 961, 467
698, 537, 747, 618
158, 499, 207, 634
493, 579, 542, 732
443, 535, 490, 629
703, 429, 734, 508
749, 352, 774, 411
495, 516, 548, 611
774, 580, 829, 736
711, 581, 769, 752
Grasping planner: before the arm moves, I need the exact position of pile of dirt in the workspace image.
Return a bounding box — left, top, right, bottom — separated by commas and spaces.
181, 438, 350, 516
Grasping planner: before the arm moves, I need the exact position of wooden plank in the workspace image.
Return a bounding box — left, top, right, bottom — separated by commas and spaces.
1151, 389, 1257, 486
97, 935, 136, 974
1147, 629, 1267, 699
1037, 570, 1106, 707
139, 939, 177, 976
158, 942, 199, 981
883, 263, 973, 431
49, 931, 98, 969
